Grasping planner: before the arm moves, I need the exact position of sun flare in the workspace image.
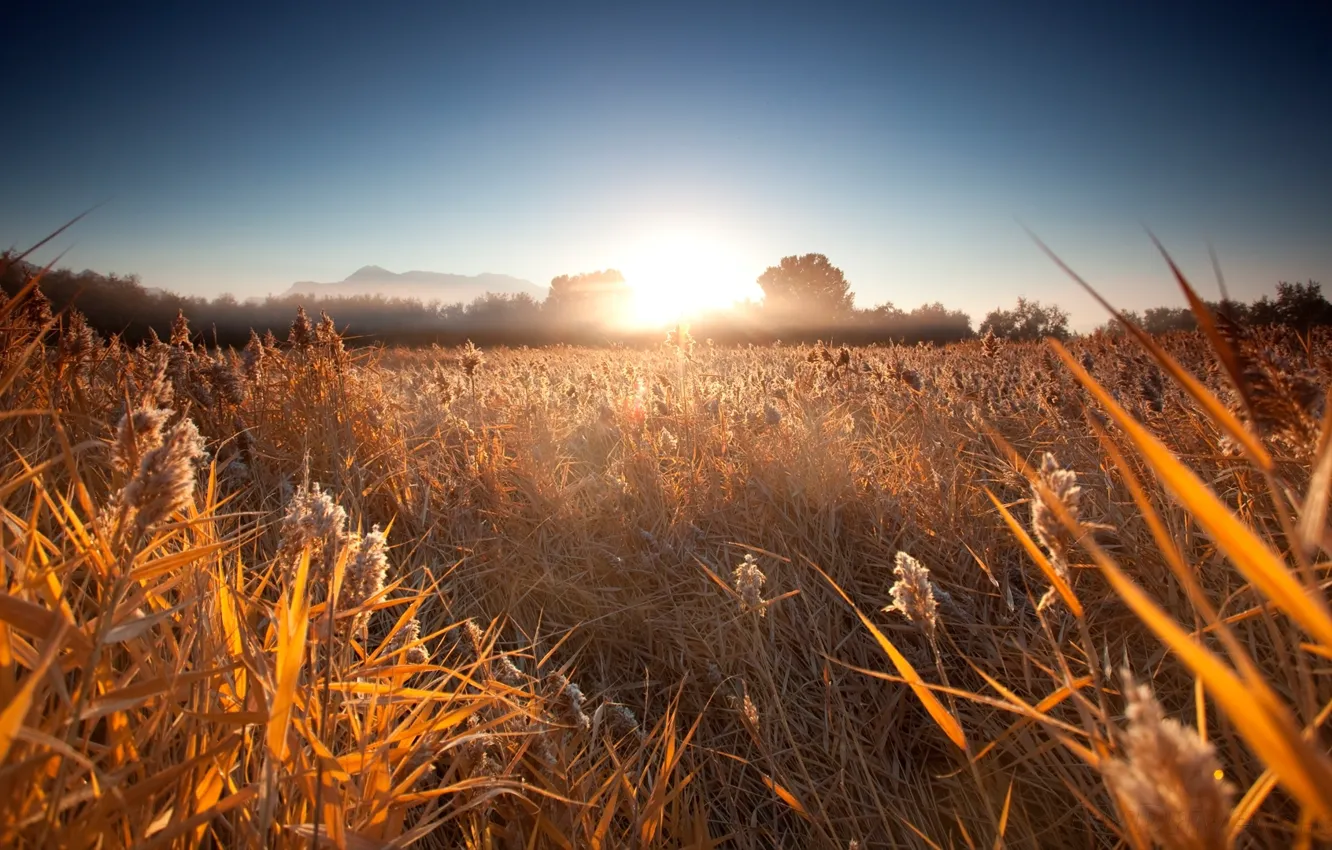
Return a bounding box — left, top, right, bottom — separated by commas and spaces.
619, 228, 758, 327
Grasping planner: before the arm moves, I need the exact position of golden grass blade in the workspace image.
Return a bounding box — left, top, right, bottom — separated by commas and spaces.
1228, 694, 1332, 839
992, 779, 1014, 850
984, 488, 1082, 616
81, 665, 241, 721
897, 815, 946, 850
1296, 397, 1332, 561
11, 208, 100, 264
761, 774, 810, 821
0, 449, 88, 509
1229, 771, 1280, 841
1088, 541, 1332, 820
138, 785, 257, 850
971, 675, 1093, 765
1146, 231, 1261, 431
811, 561, 968, 750
0, 594, 91, 660
267, 549, 311, 764
1087, 416, 1273, 691
216, 575, 246, 689
963, 663, 1100, 767
1052, 340, 1332, 648
1027, 230, 1271, 468
129, 541, 228, 581
102, 602, 188, 644
590, 773, 622, 850
0, 623, 64, 763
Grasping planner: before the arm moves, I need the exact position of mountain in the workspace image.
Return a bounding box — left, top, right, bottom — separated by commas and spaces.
284, 266, 546, 304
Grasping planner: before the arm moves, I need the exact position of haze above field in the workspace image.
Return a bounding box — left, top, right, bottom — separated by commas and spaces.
3, 0, 1330, 329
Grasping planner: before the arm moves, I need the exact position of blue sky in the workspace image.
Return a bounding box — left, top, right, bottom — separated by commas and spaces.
3, 1, 1329, 327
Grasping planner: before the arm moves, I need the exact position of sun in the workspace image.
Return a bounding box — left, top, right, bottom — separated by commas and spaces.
619, 228, 758, 327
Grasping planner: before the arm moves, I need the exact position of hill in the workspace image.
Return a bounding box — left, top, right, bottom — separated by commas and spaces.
284, 265, 545, 304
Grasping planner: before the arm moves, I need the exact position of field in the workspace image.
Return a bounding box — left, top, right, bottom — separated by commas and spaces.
3, 277, 1332, 848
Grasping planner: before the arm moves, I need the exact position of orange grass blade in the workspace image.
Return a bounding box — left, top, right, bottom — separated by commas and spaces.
1296, 397, 1332, 561
0, 594, 91, 659
0, 623, 65, 762
1089, 544, 1332, 820
984, 488, 1082, 616
138, 785, 258, 850
1147, 231, 1262, 435
1087, 416, 1273, 690
1229, 771, 1280, 841
1028, 231, 1271, 468
971, 675, 1093, 765
993, 779, 1014, 850
1052, 340, 1332, 648
267, 550, 311, 763
1229, 695, 1332, 839
811, 560, 967, 750
761, 774, 810, 821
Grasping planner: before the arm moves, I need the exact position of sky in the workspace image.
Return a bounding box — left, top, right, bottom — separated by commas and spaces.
3, 0, 1330, 328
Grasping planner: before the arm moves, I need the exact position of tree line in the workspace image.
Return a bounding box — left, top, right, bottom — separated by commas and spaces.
2, 249, 1327, 348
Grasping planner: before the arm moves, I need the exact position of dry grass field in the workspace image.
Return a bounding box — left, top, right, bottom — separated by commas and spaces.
3, 260, 1332, 848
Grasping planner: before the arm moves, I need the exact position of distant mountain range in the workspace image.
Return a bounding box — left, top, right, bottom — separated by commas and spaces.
283, 266, 545, 304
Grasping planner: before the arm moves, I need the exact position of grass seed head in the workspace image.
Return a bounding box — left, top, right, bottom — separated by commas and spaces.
278, 482, 350, 575
289, 305, 315, 349
111, 407, 171, 475
385, 617, 429, 665
18, 285, 53, 330
59, 309, 100, 363
121, 417, 206, 536
169, 309, 191, 348
1103, 670, 1235, 850
733, 553, 767, 615
886, 551, 939, 640
338, 525, 389, 613
1032, 452, 1082, 577
460, 339, 485, 377
603, 703, 644, 742
543, 671, 591, 731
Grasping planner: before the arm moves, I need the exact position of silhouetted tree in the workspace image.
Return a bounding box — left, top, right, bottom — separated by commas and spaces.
544, 269, 629, 322
1206, 299, 1251, 325
906, 301, 974, 341
979, 297, 1069, 341
466, 291, 541, 324
1094, 309, 1145, 335
845, 300, 972, 342
1247, 295, 1281, 326
1274, 281, 1332, 330
757, 254, 854, 319
1141, 306, 1196, 335
6, 252, 1326, 350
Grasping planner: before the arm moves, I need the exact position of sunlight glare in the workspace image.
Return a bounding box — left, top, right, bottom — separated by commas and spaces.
620, 229, 758, 327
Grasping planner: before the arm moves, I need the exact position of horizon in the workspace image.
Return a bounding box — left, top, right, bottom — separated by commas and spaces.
3, 1, 1330, 330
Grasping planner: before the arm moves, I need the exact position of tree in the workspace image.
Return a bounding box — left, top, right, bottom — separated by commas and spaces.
1205, 299, 1251, 325
757, 254, 854, 319
466, 291, 541, 324
1141, 306, 1195, 335
1247, 295, 1281, 326
1094, 309, 1143, 336
544, 269, 630, 323
907, 301, 973, 341
862, 301, 906, 323
979, 297, 1069, 341
1274, 281, 1332, 330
